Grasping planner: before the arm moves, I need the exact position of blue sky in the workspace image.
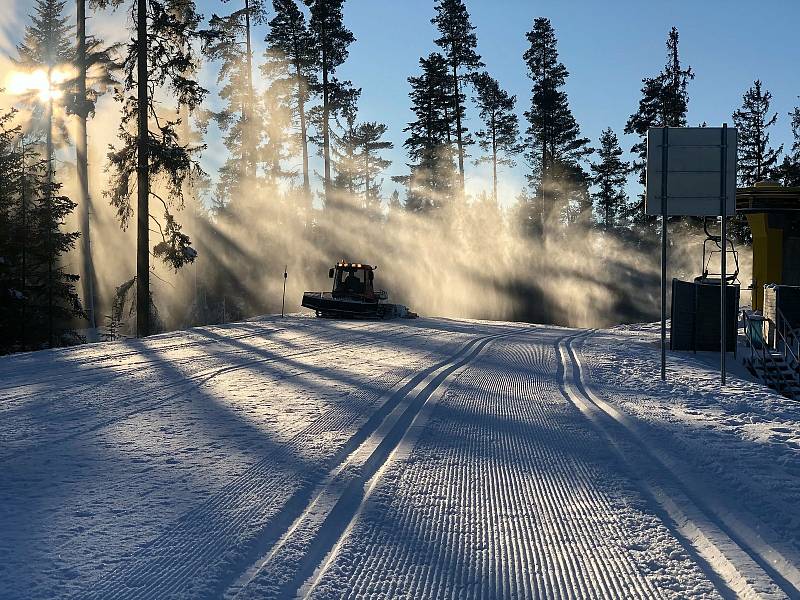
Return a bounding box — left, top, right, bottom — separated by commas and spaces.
248, 0, 799, 205
329, 0, 800, 204
6, 0, 800, 206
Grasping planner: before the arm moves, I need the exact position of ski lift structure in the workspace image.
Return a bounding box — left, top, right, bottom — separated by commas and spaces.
696, 218, 739, 285
671, 217, 741, 354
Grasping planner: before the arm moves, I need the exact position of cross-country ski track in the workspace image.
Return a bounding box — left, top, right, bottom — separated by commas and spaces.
1, 316, 799, 599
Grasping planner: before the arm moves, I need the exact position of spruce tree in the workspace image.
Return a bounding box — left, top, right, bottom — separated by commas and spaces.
260, 67, 295, 186
333, 116, 393, 214
355, 122, 392, 214
15, 0, 74, 140
0, 108, 83, 351
387, 189, 403, 215
589, 128, 630, 230
775, 102, 800, 187
264, 0, 317, 204
625, 27, 693, 222
16, 0, 72, 67
316, 80, 360, 211
304, 0, 355, 204
332, 103, 360, 200
403, 52, 456, 212
523, 17, 591, 228
732, 80, 783, 186
472, 71, 520, 203
97, 0, 206, 336
204, 0, 267, 204
0, 109, 24, 351
27, 156, 84, 347
15, 0, 84, 346
431, 0, 483, 195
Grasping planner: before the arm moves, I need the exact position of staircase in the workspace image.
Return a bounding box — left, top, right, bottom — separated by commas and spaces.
742, 311, 800, 400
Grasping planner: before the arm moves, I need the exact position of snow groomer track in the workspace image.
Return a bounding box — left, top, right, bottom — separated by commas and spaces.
1, 316, 799, 599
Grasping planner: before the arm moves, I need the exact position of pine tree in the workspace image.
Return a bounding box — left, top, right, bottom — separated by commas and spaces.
317, 80, 360, 211
403, 53, 456, 212
355, 122, 392, 214
472, 71, 520, 203
204, 0, 267, 204
260, 68, 295, 186
332, 103, 360, 200
333, 116, 393, 214
590, 128, 630, 230
97, 0, 206, 336
304, 0, 355, 204
431, 0, 483, 195
388, 189, 402, 211
523, 17, 591, 229
775, 102, 800, 187
732, 80, 783, 186
625, 27, 693, 222
264, 0, 317, 205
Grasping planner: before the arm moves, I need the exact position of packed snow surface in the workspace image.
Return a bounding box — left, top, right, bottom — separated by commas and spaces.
1, 316, 799, 599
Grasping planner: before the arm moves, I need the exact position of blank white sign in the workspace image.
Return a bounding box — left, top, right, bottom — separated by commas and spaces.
645, 127, 737, 216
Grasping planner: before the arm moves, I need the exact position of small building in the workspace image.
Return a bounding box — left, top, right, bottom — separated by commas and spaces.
736, 180, 800, 312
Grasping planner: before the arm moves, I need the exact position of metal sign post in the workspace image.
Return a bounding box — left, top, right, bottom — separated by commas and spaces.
720, 124, 728, 385
646, 126, 737, 387
281, 265, 288, 318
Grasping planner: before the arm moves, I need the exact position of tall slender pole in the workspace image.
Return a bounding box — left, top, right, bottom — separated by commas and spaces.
720, 123, 728, 386
47, 67, 55, 348
77, 0, 97, 334
136, 0, 150, 337
244, 0, 254, 180
660, 127, 669, 381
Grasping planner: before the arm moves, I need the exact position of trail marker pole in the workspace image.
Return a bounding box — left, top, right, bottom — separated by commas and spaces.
660, 127, 669, 381
282, 266, 288, 318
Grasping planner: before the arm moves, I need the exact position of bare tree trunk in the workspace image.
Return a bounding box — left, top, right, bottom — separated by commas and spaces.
491, 115, 497, 204
364, 153, 370, 209
136, 0, 150, 337
453, 64, 465, 195
321, 42, 331, 205
295, 58, 310, 211
19, 139, 27, 346
244, 0, 254, 180
47, 68, 54, 348
76, 0, 97, 334
540, 132, 547, 230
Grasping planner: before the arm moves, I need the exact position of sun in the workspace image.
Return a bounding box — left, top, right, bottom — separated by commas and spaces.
6, 67, 74, 102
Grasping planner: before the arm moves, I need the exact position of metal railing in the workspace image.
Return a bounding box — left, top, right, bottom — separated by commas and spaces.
741, 310, 795, 395
774, 306, 800, 374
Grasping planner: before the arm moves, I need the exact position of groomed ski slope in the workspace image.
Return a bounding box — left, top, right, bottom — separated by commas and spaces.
1, 316, 798, 599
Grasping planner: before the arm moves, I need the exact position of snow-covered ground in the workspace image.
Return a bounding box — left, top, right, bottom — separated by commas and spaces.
1, 316, 798, 599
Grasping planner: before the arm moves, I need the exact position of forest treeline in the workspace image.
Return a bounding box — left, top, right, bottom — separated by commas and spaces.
1, 0, 799, 353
